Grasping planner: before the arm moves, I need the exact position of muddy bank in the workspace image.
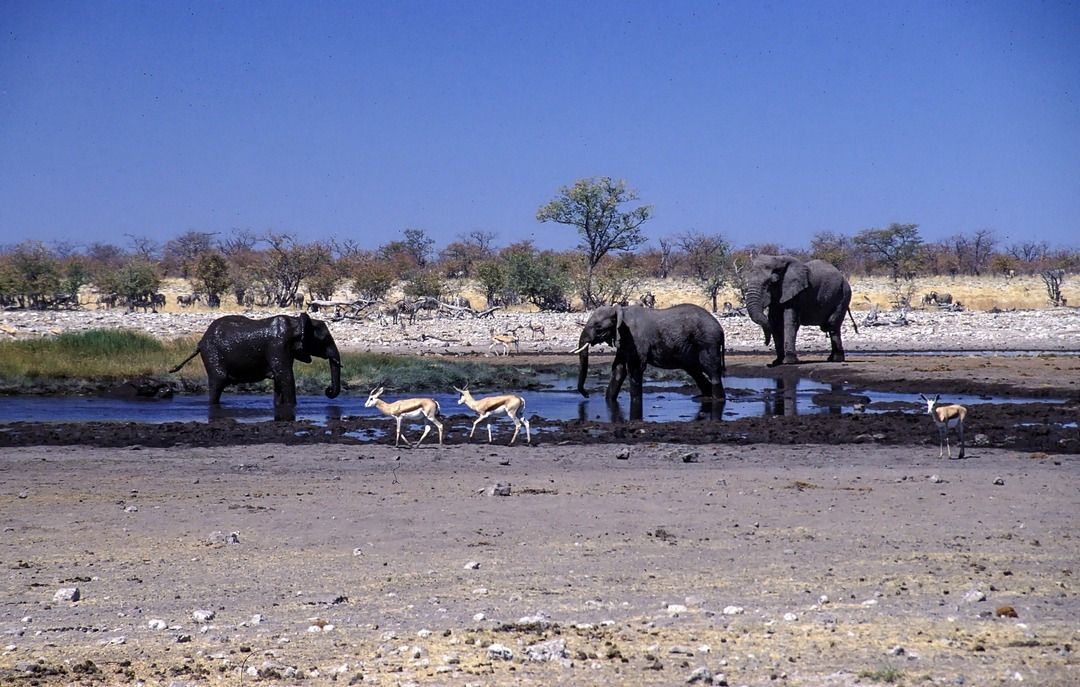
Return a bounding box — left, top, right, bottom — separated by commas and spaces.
2, 442, 1077, 686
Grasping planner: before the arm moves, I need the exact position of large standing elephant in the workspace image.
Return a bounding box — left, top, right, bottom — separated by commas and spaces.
573, 304, 726, 409
744, 255, 854, 367
170, 313, 341, 413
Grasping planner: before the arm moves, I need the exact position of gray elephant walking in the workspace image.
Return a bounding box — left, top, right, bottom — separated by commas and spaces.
170, 313, 342, 415
573, 304, 726, 413
744, 255, 856, 367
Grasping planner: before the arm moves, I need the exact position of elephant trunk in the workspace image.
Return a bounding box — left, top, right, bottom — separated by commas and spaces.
744, 286, 772, 344
576, 332, 590, 397
325, 343, 342, 399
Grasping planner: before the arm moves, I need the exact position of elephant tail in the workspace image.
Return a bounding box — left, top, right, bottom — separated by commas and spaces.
846, 307, 859, 334
168, 348, 200, 374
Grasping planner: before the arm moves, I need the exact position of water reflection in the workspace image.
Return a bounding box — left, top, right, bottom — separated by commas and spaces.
0, 377, 1057, 426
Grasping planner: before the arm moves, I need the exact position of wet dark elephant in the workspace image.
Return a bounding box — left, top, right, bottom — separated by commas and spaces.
170, 313, 341, 418
744, 255, 856, 367
573, 304, 725, 418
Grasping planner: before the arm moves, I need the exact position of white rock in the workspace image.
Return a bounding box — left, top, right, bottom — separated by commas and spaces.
667, 604, 689, 615
53, 587, 80, 602
148, 619, 167, 630
464, 561, 480, 570
472, 612, 486, 622
722, 605, 744, 615
192, 609, 215, 623
783, 612, 798, 622
487, 643, 514, 661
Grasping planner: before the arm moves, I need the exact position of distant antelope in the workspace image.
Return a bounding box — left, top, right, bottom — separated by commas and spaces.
489, 328, 520, 356
919, 394, 966, 459
454, 385, 531, 445
364, 387, 443, 448
526, 321, 546, 338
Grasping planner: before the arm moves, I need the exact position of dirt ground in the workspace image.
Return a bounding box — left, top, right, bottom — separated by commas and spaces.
2, 353, 1079, 686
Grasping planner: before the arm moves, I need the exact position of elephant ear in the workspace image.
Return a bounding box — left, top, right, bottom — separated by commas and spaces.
290, 313, 313, 363
614, 305, 623, 348
781, 260, 810, 304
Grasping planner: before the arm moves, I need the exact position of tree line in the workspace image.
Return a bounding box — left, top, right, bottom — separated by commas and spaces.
2, 177, 1076, 311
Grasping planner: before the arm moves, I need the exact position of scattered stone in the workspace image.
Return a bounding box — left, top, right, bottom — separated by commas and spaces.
993, 477, 1005, 486
207, 530, 240, 545
148, 618, 167, 630
525, 638, 569, 665
963, 589, 987, 603
176, 633, 192, 643
687, 665, 714, 683
681, 451, 700, 463
473, 612, 486, 621
819, 595, 830, 604
615, 448, 630, 460
930, 474, 944, 484
974, 433, 991, 446
192, 609, 216, 623
53, 587, 80, 602
889, 645, 907, 656
722, 605, 744, 615
100, 636, 126, 645
353, 547, 363, 556
783, 612, 799, 622
487, 643, 514, 661
666, 604, 688, 615
488, 482, 511, 496
124, 505, 138, 513
996, 605, 1019, 618
669, 645, 694, 655
464, 561, 481, 570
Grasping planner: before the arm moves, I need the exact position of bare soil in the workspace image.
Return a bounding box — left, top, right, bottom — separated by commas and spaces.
2, 349, 1079, 685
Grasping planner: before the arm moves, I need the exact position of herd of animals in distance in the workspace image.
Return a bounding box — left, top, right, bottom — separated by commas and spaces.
169, 254, 968, 456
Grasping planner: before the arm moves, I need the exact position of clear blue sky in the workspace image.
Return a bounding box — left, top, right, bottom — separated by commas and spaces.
2, 0, 1078, 253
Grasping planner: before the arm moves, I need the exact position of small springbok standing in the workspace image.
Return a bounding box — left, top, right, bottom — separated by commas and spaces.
920, 394, 967, 459
364, 387, 444, 448
489, 328, 520, 356
453, 385, 531, 445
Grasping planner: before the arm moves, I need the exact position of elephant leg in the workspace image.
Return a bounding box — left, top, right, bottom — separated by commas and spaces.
782, 309, 800, 364
826, 328, 845, 362
272, 368, 297, 407
695, 352, 726, 399
628, 365, 645, 405
767, 315, 786, 367
207, 375, 227, 405
689, 369, 713, 398
606, 359, 628, 402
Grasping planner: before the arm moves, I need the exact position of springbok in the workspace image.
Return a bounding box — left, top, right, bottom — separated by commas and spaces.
453, 385, 531, 445
919, 394, 967, 459
364, 387, 443, 448
489, 328, 520, 356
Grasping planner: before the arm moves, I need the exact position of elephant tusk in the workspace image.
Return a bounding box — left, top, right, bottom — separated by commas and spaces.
571, 342, 590, 354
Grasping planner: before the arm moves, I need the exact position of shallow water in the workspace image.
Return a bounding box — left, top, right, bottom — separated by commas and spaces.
0, 375, 1059, 425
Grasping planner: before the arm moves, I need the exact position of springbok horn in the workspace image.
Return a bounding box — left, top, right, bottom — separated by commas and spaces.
571, 342, 590, 354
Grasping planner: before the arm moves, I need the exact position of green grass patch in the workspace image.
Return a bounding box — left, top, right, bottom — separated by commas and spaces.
858, 663, 905, 684
0, 329, 198, 383
0, 329, 542, 395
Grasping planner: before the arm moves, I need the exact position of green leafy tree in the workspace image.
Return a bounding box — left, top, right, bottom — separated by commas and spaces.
107, 259, 161, 305
475, 259, 510, 308
536, 177, 651, 308
7, 241, 61, 307
853, 223, 925, 281
402, 270, 444, 300
193, 251, 232, 307
349, 252, 396, 301
678, 231, 730, 312
503, 243, 572, 311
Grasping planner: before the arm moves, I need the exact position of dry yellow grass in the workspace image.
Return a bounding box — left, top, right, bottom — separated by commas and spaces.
84, 273, 1079, 316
